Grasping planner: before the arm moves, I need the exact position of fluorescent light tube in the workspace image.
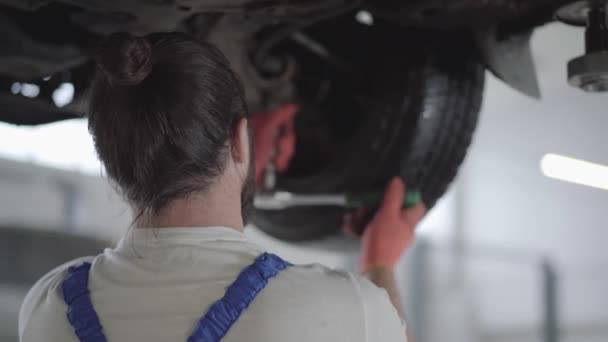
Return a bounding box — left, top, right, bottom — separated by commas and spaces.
541, 153, 608, 191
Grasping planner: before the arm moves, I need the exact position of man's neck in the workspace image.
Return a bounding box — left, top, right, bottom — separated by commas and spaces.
137, 189, 245, 231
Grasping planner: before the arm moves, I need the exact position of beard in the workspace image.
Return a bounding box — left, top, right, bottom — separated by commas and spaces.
240, 124, 256, 225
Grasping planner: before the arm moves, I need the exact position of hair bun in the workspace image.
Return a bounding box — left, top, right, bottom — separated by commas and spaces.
97, 33, 152, 86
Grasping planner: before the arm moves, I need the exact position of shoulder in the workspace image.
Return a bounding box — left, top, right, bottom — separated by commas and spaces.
232, 262, 405, 342
284, 263, 406, 341
280, 262, 361, 292
19, 256, 94, 341
267, 262, 377, 309
276, 262, 400, 313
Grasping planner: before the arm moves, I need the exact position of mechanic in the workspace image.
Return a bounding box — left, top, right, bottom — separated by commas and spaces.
18, 32, 426, 342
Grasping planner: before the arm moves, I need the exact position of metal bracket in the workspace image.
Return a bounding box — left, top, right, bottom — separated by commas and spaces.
476, 27, 541, 98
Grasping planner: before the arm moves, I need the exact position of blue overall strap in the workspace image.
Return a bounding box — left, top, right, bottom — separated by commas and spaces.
61, 262, 108, 342
188, 252, 291, 342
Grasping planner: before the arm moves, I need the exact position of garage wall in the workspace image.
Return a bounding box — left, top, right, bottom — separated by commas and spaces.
0, 158, 130, 240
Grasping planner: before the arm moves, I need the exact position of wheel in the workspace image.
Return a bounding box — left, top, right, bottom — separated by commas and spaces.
252, 25, 485, 241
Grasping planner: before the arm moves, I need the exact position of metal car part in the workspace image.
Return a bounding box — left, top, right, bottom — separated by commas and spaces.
255, 192, 348, 210
205, 14, 298, 112
254, 190, 421, 210
0, 92, 81, 125
0, 0, 351, 33
0, 0, 50, 10
555, 0, 595, 25
557, 1, 608, 92
369, 0, 577, 29
0, 14, 87, 80
0, 0, 589, 126
476, 28, 541, 98
0, 0, 584, 43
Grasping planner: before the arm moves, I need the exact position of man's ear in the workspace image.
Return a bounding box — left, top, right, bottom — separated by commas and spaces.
232, 117, 250, 165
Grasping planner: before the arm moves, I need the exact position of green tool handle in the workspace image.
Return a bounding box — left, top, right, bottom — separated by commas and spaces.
345, 189, 421, 209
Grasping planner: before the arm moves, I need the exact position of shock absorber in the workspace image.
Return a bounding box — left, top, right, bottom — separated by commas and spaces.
557, 1, 608, 92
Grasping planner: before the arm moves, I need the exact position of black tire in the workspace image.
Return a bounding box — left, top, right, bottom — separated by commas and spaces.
252, 27, 485, 241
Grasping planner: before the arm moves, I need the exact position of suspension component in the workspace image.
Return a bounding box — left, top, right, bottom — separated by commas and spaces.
557, 1, 608, 92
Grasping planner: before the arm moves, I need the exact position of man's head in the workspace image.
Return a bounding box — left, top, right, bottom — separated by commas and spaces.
88, 32, 254, 226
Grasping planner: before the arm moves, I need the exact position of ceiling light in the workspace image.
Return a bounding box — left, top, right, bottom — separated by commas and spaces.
541, 153, 608, 190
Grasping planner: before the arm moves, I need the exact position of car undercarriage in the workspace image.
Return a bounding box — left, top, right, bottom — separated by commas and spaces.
1, 0, 604, 240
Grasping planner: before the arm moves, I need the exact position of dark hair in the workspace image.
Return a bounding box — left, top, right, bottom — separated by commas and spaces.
88, 32, 248, 214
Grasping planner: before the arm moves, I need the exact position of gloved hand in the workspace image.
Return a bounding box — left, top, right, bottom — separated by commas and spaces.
250, 103, 298, 188
346, 177, 426, 272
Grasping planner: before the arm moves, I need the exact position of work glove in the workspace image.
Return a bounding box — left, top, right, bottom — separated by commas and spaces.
250, 103, 298, 188
345, 177, 426, 272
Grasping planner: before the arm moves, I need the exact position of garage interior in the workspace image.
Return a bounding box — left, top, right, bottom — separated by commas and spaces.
1, 17, 608, 342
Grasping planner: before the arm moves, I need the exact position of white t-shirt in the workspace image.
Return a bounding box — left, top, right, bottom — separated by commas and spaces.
19, 227, 406, 342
